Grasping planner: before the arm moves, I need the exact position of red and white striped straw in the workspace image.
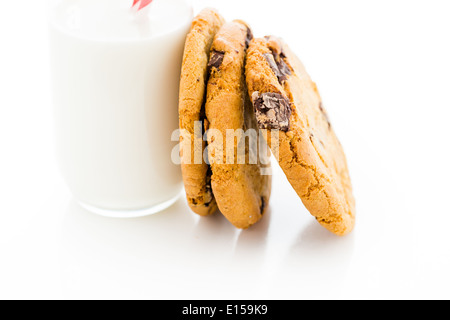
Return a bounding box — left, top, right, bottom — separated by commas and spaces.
132, 0, 153, 10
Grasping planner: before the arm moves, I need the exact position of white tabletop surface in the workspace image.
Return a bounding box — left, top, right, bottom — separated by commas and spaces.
1, 0, 450, 300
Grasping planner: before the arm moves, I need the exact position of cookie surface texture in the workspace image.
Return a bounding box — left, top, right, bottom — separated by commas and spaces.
245, 36, 355, 236
205, 21, 272, 229
179, 8, 225, 216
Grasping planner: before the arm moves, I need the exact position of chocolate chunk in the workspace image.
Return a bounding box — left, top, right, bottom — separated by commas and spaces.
260, 197, 266, 214
245, 27, 254, 47
319, 102, 325, 113
204, 189, 212, 207
208, 50, 225, 70
253, 92, 292, 132
264, 52, 291, 83
276, 58, 291, 81
319, 102, 332, 129
264, 53, 281, 79
204, 167, 213, 206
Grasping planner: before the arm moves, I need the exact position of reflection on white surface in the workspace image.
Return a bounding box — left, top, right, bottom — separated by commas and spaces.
278, 222, 355, 298
59, 182, 356, 299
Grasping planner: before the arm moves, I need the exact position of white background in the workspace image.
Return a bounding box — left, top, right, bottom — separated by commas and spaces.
1, 0, 450, 299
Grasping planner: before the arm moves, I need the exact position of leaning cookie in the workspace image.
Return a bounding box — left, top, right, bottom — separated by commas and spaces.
205, 21, 272, 229
245, 36, 355, 236
179, 8, 225, 216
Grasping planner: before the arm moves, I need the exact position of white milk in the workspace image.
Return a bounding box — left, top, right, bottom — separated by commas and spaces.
49, 0, 192, 217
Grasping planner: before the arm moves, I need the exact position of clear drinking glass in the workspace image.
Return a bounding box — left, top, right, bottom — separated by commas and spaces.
48, 0, 193, 217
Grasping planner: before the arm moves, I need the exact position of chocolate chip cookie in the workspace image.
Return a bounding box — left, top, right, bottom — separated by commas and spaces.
179, 8, 225, 216
245, 36, 355, 236
205, 21, 272, 229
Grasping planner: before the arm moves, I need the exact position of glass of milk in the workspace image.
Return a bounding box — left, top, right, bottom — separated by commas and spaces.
49, 0, 192, 217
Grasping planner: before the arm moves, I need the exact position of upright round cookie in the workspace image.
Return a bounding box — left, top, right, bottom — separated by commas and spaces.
245, 36, 355, 236
205, 21, 272, 229
179, 8, 225, 216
